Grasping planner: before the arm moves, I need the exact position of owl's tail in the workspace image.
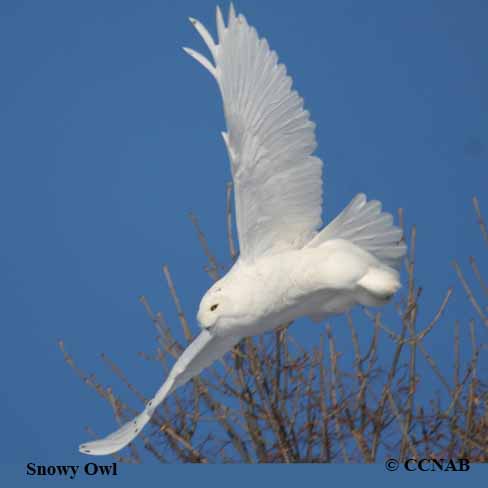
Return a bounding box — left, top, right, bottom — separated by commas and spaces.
307, 193, 407, 270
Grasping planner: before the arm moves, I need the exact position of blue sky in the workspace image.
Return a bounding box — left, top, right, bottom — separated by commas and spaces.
1, 0, 487, 483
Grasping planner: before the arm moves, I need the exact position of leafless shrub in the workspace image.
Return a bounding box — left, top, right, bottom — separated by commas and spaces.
61, 189, 487, 463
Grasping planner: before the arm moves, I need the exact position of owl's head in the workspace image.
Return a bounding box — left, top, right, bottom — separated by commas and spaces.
197, 284, 234, 333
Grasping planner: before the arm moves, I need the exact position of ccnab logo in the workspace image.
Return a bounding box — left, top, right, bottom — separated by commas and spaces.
404, 458, 470, 472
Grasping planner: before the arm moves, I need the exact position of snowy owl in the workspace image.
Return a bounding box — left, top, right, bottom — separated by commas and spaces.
79, 4, 407, 456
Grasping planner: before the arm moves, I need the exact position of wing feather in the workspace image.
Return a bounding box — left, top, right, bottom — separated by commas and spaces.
186, 5, 323, 261
79, 331, 239, 456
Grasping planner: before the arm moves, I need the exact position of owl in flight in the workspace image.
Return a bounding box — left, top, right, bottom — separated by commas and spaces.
79, 4, 406, 455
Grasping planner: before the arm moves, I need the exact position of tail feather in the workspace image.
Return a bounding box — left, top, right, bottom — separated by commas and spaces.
307, 193, 407, 269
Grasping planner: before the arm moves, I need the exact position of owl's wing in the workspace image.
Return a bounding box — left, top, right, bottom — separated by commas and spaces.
184, 4, 323, 262
79, 330, 240, 456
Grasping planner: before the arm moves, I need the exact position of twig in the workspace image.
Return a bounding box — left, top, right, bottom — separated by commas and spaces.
452, 260, 488, 327
386, 388, 419, 460
469, 256, 488, 296
326, 325, 349, 463
101, 353, 147, 405
318, 334, 331, 462
159, 424, 209, 463
246, 338, 294, 462
473, 196, 488, 245
162, 265, 194, 341
188, 212, 221, 281
140, 432, 167, 463
370, 316, 409, 461
364, 288, 452, 345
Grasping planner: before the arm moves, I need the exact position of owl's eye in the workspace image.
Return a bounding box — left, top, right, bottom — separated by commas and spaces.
210, 304, 219, 312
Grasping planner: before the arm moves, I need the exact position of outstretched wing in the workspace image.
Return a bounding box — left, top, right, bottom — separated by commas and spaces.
184, 5, 323, 262
79, 330, 240, 456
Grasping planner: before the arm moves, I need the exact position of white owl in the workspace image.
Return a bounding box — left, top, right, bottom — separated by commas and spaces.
79, 4, 406, 456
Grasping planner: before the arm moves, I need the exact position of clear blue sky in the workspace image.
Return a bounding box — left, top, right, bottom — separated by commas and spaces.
1, 0, 486, 483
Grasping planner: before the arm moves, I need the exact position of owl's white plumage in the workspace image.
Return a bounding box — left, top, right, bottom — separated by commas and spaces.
79, 4, 406, 456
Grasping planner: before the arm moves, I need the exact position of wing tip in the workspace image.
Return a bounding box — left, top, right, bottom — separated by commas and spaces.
79, 442, 103, 456
78, 444, 90, 454
187, 14, 217, 60
229, 2, 236, 22
216, 5, 225, 42
182, 47, 218, 79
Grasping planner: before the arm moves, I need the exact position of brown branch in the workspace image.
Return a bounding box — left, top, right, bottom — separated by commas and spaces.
246, 338, 294, 462
139, 296, 183, 355
159, 424, 209, 463
230, 340, 268, 462
197, 379, 253, 463
188, 212, 221, 281
140, 432, 167, 463
101, 353, 147, 405
473, 196, 488, 245
386, 387, 419, 460
370, 315, 409, 461
162, 264, 194, 341
318, 334, 332, 462
469, 256, 488, 297
452, 260, 488, 327
326, 325, 349, 463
